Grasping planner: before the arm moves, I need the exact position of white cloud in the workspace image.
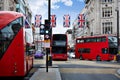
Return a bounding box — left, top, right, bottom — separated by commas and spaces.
51, 2, 60, 9
51, 0, 73, 9
61, 0, 73, 6
51, 1, 60, 9
28, 0, 48, 23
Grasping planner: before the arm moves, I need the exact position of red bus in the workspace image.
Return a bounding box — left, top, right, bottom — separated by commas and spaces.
51, 34, 68, 60
75, 35, 117, 61
0, 11, 34, 77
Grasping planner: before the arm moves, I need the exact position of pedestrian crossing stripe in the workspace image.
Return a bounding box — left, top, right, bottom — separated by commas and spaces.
60, 68, 116, 74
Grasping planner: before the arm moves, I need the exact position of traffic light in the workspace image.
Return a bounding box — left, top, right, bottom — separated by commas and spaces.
44, 20, 52, 40
45, 28, 52, 40
40, 25, 45, 35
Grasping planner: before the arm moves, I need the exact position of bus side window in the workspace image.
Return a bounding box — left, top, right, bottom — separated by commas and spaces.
78, 48, 83, 53
101, 37, 106, 42
102, 48, 108, 54
86, 38, 90, 42
76, 40, 80, 43
96, 38, 101, 42
12, 23, 21, 35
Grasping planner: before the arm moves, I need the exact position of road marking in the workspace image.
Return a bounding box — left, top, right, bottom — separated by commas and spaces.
114, 73, 120, 78
60, 68, 116, 74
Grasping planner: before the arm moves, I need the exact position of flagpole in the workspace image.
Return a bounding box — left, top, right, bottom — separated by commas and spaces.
116, 0, 119, 58
48, 0, 51, 21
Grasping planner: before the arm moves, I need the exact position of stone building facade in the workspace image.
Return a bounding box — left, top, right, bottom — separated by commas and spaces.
0, 0, 32, 25
73, 0, 120, 39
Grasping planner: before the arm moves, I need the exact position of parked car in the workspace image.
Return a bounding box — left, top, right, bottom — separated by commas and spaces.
68, 52, 75, 59
68, 49, 75, 59
34, 50, 44, 59
68, 51, 75, 58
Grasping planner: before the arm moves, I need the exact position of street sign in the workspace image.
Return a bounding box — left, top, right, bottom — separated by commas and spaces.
44, 39, 50, 48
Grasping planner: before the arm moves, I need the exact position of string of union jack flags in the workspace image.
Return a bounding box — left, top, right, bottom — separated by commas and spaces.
35, 14, 85, 28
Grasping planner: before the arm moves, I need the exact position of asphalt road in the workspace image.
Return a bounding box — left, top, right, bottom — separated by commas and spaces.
61, 73, 119, 80
3, 58, 119, 80
56, 59, 120, 80
25, 58, 120, 80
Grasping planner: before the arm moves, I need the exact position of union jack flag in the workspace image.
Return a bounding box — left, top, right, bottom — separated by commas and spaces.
63, 14, 70, 27
50, 15, 56, 27
78, 14, 85, 28
35, 15, 42, 27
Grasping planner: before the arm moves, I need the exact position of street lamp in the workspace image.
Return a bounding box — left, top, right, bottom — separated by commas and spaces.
45, 0, 51, 72
115, 0, 119, 54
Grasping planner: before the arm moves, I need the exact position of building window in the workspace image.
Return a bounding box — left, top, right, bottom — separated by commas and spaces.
0, 6, 3, 11
9, 7, 14, 11
102, 7, 112, 18
102, 22, 112, 34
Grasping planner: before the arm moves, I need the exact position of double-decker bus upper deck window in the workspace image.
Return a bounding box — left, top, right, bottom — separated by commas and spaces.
0, 17, 23, 59
52, 34, 67, 46
101, 37, 106, 42
76, 39, 80, 43
76, 39, 84, 43
85, 38, 97, 42
96, 37, 106, 42
91, 38, 97, 42
53, 35, 67, 41
96, 37, 101, 42
86, 38, 91, 42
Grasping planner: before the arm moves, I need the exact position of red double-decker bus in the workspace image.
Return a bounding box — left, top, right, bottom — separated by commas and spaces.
75, 35, 117, 61
0, 11, 34, 77
51, 34, 68, 60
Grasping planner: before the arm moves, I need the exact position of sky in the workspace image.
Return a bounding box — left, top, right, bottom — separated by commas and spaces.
28, 0, 85, 34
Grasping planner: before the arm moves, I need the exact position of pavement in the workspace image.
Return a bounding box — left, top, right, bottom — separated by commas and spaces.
30, 65, 61, 80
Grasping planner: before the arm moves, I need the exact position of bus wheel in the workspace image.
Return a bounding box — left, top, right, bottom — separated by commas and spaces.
79, 56, 83, 60
96, 56, 101, 61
